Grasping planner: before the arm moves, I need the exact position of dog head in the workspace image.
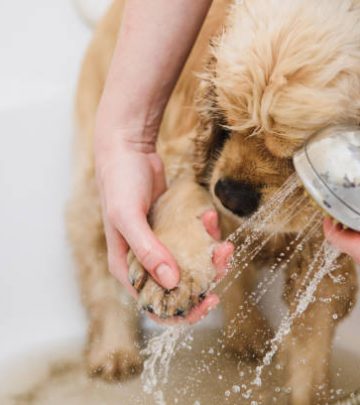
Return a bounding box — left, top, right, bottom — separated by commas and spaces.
194, 0, 360, 233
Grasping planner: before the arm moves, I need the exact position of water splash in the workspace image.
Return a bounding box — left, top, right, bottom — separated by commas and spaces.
139, 173, 331, 403
219, 174, 302, 295
228, 173, 300, 245
252, 242, 341, 387
141, 326, 190, 396
220, 211, 323, 341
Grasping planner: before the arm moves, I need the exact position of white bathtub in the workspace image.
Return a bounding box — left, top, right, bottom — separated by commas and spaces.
0, 0, 90, 366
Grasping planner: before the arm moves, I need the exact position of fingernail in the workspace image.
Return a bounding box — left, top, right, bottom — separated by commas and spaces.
155, 264, 178, 289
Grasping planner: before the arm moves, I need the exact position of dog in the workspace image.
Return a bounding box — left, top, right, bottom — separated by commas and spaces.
66, 0, 359, 403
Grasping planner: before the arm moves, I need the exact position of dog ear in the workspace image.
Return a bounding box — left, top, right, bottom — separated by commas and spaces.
193, 89, 215, 186
193, 56, 230, 186
193, 105, 231, 186
193, 79, 231, 186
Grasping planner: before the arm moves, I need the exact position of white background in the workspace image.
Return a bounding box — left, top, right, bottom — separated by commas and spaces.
0, 0, 93, 365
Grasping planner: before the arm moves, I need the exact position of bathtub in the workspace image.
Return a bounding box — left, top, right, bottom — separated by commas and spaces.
0, 0, 90, 371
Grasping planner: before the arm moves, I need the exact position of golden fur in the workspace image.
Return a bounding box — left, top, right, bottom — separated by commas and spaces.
66, 0, 359, 403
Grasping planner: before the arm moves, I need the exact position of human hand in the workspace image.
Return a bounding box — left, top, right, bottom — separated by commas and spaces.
323, 217, 360, 264
95, 134, 181, 297
146, 209, 234, 325
95, 133, 234, 325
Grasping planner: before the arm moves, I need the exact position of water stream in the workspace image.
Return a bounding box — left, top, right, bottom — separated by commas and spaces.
139, 174, 343, 404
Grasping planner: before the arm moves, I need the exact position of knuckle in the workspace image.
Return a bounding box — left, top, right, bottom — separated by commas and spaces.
136, 246, 152, 267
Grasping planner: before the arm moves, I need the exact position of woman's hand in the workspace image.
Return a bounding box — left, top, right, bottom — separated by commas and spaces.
95, 133, 181, 295
323, 217, 360, 263
146, 209, 234, 325
95, 132, 233, 323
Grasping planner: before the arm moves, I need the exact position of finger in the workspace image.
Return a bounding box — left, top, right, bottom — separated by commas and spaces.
119, 212, 180, 290
149, 153, 167, 202
103, 219, 138, 299
212, 242, 235, 281
201, 209, 221, 241
323, 217, 342, 238
145, 294, 220, 325
187, 294, 220, 324
323, 218, 360, 263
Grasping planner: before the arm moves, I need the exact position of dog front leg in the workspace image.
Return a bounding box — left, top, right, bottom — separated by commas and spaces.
282, 303, 334, 405
67, 180, 142, 381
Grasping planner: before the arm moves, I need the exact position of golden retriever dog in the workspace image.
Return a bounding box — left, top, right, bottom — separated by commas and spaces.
66, 0, 359, 403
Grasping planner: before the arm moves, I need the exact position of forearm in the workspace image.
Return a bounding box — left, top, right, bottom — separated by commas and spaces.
96, 0, 213, 147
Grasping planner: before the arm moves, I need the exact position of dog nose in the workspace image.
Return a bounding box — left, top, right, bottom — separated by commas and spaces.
214, 178, 261, 217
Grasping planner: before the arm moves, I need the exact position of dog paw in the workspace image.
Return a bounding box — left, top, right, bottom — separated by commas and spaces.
87, 344, 142, 381
128, 252, 215, 319
86, 305, 142, 381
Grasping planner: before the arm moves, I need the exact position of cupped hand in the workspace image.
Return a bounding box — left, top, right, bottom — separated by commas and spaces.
95, 135, 181, 297
147, 209, 234, 325
95, 132, 234, 324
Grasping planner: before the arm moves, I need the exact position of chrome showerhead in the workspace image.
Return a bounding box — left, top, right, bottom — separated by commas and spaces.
293, 125, 360, 231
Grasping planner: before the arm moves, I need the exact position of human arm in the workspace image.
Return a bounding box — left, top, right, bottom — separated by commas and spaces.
94, 0, 216, 311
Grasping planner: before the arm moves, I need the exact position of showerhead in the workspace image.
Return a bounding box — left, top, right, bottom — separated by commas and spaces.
293, 125, 360, 231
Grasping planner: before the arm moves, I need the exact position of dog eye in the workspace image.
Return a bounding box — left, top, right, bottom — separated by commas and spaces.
212, 122, 231, 154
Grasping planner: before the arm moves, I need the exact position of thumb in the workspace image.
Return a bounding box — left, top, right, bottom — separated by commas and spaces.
120, 213, 180, 289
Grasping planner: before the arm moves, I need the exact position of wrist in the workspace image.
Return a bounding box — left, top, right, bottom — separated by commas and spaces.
96, 70, 168, 138
94, 123, 158, 156
95, 102, 163, 152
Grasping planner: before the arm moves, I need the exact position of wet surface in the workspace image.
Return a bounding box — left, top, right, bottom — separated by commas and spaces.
1, 334, 359, 405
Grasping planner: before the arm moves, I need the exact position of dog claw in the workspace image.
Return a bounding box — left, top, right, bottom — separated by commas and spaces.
144, 305, 154, 313
174, 309, 185, 317
127, 251, 148, 292
133, 274, 148, 292
199, 291, 207, 301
